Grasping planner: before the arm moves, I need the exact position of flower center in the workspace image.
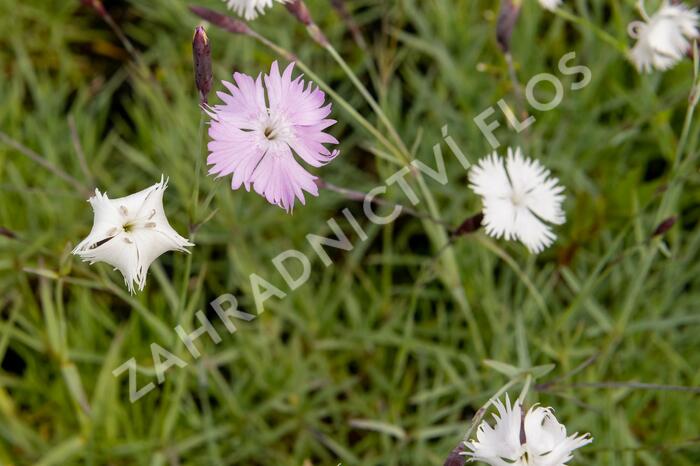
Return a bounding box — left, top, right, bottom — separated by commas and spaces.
510, 190, 527, 207
259, 112, 291, 145
117, 207, 157, 235
263, 126, 277, 140
122, 221, 136, 233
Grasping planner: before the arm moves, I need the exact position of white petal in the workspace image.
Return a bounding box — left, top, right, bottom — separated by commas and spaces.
505, 147, 548, 198
73, 177, 193, 293
538, 432, 593, 465
74, 233, 142, 294
524, 406, 563, 456
524, 405, 593, 465
222, 0, 288, 20
72, 189, 123, 254
523, 178, 565, 226
538, 0, 562, 11
469, 147, 566, 253
482, 197, 519, 241
110, 175, 167, 220
469, 152, 513, 199
630, 39, 656, 72
466, 397, 592, 466
514, 207, 556, 254
628, 2, 699, 72
130, 228, 193, 291
465, 395, 524, 465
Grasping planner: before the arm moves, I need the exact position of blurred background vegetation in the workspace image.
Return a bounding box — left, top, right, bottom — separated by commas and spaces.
0, 0, 699, 464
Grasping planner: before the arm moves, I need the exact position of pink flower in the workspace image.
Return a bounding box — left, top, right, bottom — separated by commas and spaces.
206, 61, 340, 212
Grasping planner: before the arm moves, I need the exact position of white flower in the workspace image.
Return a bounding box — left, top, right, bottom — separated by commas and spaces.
72, 177, 194, 294
538, 0, 562, 11
628, 1, 699, 73
465, 395, 592, 466
222, 0, 288, 20
468, 147, 565, 254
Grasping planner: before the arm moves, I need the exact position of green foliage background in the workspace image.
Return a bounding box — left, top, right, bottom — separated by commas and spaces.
0, 0, 699, 464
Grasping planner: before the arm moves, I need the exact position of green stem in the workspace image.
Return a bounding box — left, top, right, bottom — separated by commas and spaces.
192, 115, 205, 225
601, 75, 699, 371
552, 7, 628, 56
179, 114, 206, 316
517, 374, 533, 405
655, 94, 698, 223
323, 37, 485, 357
504, 52, 528, 122
102, 11, 143, 66
325, 43, 412, 162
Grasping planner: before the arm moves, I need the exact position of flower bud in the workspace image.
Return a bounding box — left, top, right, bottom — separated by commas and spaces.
443, 443, 467, 466
285, 0, 329, 46
652, 216, 677, 238
81, 0, 106, 17
192, 26, 213, 104
189, 6, 252, 36
285, 0, 313, 25
496, 0, 521, 53
0, 226, 17, 240
453, 212, 484, 237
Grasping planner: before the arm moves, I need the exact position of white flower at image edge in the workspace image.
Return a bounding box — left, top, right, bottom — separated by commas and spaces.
464, 395, 592, 466
629, 1, 699, 73
468, 147, 565, 254
222, 0, 288, 20
538, 0, 562, 12
72, 177, 194, 294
